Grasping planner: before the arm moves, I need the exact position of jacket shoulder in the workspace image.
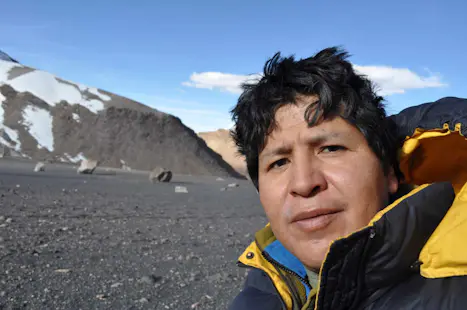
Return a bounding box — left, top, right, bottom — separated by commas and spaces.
364, 274, 467, 309
228, 268, 284, 310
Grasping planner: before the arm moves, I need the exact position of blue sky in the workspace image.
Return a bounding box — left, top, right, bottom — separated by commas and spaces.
1, 0, 465, 132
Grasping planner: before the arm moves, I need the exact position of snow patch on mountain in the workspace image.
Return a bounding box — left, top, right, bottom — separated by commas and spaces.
88, 87, 111, 101
0, 60, 20, 82
64, 152, 86, 163
72, 113, 81, 122
0, 92, 22, 151
78, 98, 105, 113
21, 105, 55, 151
0, 60, 105, 113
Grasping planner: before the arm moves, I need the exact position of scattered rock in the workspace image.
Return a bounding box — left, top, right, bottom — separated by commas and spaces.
175, 186, 188, 193
191, 295, 213, 309
5, 218, 12, 223
54, 269, 72, 274
216, 177, 225, 181
138, 297, 149, 303
34, 162, 46, 172
227, 183, 239, 188
96, 294, 107, 300
120, 159, 132, 171
149, 167, 172, 183
207, 273, 223, 283
220, 187, 226, 192
77, 159, 98, 174
139, 274, 162, 285
110, 282, 123, 288
189, 272, 202, 282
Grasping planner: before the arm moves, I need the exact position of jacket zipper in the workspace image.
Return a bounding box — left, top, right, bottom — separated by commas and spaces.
237, 238, 313, 309
261, 250, 312, 291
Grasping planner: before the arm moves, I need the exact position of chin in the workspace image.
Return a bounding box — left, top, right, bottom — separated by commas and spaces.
295, 240, 330, 270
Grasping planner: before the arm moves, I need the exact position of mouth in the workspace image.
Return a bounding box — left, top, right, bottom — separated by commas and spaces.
291, 208, 342, 233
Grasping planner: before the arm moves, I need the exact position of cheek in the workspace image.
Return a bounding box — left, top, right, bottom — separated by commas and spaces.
329, 156, 386, 208
259, 179, 288, 224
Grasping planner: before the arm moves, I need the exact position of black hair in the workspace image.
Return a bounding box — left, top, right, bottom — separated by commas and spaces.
230, 46, 403, 189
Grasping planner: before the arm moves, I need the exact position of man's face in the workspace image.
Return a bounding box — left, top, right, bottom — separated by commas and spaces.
258, 99, 399, 271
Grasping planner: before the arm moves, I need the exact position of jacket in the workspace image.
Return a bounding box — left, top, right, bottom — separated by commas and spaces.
228, 97, 467, 310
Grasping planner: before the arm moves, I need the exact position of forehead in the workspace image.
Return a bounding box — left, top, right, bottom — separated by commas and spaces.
263, 99, 360, 150
275, 95, 319, 125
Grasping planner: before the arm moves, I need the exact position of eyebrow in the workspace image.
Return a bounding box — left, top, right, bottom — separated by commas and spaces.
259, 132, 343, 161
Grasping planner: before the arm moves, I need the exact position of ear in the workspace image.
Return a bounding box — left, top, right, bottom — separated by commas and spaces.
387, 167, 399, 195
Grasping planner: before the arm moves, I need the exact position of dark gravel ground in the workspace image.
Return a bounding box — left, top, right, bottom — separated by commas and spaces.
0, 159, 267, 310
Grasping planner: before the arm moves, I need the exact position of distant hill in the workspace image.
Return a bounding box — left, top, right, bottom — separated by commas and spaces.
0, 50, 18, 63
198, 129, 248, 177
0, 50, 243, 178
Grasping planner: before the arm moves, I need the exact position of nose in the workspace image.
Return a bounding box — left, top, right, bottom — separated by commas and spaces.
289, 157, 327, 198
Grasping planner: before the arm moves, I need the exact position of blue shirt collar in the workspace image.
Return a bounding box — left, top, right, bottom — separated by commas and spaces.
263, 239, 312, 297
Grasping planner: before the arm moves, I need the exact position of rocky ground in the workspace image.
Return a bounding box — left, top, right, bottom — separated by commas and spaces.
0, 159, 267, 310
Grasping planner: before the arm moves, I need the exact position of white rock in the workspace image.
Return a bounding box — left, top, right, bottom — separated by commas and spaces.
227, 183, 239, 188
77, 159, 98, 174
175, 186, 188, 193
34, 162, 45, 172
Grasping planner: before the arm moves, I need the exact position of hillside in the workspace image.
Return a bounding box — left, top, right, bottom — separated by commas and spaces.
198, 129, 248, 177
0, 51, 243, 178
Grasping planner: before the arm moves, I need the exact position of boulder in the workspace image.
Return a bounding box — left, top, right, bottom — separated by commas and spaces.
149, 167, 172, 183
0, 144, 10, 158
34, 162, 45, 172
120, 159, 131, 171
77, 159, 98, 174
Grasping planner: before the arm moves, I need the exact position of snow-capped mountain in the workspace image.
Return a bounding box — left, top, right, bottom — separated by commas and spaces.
0, 50, 241, 177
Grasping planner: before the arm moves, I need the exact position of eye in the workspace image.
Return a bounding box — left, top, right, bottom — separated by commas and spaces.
321, 145, 346, 153
269, 158, 289, 170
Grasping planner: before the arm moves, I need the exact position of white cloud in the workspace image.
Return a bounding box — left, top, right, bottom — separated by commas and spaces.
182, 72, 262, 94
353, 65, 447, 95
182, 65, 446, 96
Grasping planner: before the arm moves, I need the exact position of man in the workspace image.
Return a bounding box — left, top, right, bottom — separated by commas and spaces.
227, 46, 467, 309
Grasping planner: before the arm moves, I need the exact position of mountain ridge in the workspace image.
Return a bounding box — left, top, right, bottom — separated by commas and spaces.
0, 50, 243, 178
